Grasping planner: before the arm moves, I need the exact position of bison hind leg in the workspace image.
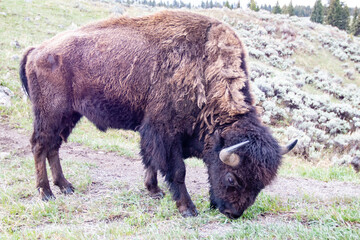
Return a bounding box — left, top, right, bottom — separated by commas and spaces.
31, 130, 56, 201
32, 110, 82, 200
47, 147, 75, 195
49, 112, 82, 194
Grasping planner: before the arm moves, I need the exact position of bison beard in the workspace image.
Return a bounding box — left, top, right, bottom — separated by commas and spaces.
19, 11, 296, 219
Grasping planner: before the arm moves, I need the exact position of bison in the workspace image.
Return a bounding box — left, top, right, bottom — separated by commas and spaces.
20, 11, 296, 219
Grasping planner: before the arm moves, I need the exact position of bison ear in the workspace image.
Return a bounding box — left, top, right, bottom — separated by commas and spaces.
214, 130, 221, 144
281, 139, 298, 155
212, 130, 224, 152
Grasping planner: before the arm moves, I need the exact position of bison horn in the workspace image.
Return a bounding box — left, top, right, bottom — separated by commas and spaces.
219, 141, 249, 167
281, 139, 298, 155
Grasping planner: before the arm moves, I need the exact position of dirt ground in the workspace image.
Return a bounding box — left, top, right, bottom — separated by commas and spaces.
1, 122, 359, 205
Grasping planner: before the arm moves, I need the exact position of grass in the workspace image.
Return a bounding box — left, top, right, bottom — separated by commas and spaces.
0, 0, 359, 239
69, 119, 141, 159
294, 48, 360, 87
1, 154, 359, 239
1, 155, 359, 239
301, 84, 341, 103
0, 0, 113, 129
280, 157, 360, 183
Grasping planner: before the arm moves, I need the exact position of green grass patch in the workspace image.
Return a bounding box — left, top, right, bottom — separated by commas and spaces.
242, 193, 290, 220
225, 220, 360, 240
301, 84, 341, 103
0, 0, 114, 128
184, 157, 205, 168
68, 119, 141, 158
294, 48, 360, 87
280, 159, 360, 183
1, 152, 359, 239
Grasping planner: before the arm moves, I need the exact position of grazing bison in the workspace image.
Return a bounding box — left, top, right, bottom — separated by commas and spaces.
20, 11, 296, 219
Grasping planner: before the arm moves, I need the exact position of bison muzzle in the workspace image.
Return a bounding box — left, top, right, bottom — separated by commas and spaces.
19, 11, 296, 219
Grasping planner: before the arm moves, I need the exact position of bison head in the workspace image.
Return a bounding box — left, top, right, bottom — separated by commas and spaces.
204, 118, 296, 219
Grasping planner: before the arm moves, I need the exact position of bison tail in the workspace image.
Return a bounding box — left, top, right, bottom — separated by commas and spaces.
19, 47, 35, 99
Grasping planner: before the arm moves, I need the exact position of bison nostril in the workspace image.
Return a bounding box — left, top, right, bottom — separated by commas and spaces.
224, 209, 232, 215
223, 209, 235, 219
223, 209, 242, 219
231, 212, 242, 219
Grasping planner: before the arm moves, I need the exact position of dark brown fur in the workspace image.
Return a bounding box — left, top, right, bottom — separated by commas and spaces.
20, 11, 282, 218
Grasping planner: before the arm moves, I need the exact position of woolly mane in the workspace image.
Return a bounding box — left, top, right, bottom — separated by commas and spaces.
197, 22, 254, 136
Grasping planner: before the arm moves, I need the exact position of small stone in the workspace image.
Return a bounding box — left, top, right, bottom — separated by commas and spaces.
12, 55, 20, 61
0, 86, 14, 107
0, 12, 7, 16
10, 40, 21, 49
67, 22, 78, 30
3, 72, 10, 80
111, 6, 124, 15
0, 152, 11, 160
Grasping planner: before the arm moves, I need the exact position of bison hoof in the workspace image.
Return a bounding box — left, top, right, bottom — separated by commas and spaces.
180, 208, 198, 218
39, 188, 55, 201
60, 184, 75, 195
149, 190, 165, 199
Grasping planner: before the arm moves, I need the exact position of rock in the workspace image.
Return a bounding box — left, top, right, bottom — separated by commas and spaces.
111, 6, 124, 15
0, 86, 14, 108
12, 55, 20, 61
10, 40, 21, 49
3, 72, 10, 80
0, 12, 7, 16
67, 22, 78, 30
0, 152, 11, 160
74, 4, 88, 12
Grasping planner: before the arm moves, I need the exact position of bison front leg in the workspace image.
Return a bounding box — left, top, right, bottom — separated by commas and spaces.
144, 166, 165, 199
165, 157, 198, 217
140, 123, 197, 217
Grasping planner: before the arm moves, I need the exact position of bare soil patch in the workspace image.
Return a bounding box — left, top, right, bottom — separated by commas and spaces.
1, 122, 359, 204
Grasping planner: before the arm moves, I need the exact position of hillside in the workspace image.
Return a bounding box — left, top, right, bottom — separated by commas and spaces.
209, 8, 360, 165
0, 0, 359, 239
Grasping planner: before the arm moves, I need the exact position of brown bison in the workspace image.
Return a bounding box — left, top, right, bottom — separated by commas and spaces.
20, 11, 296, 219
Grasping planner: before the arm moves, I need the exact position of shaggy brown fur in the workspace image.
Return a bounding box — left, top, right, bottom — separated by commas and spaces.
20, 11, 290, 219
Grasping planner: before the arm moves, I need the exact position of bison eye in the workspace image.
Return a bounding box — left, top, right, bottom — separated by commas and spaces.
228, 176, 235, 186
225, 172, 237, 187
